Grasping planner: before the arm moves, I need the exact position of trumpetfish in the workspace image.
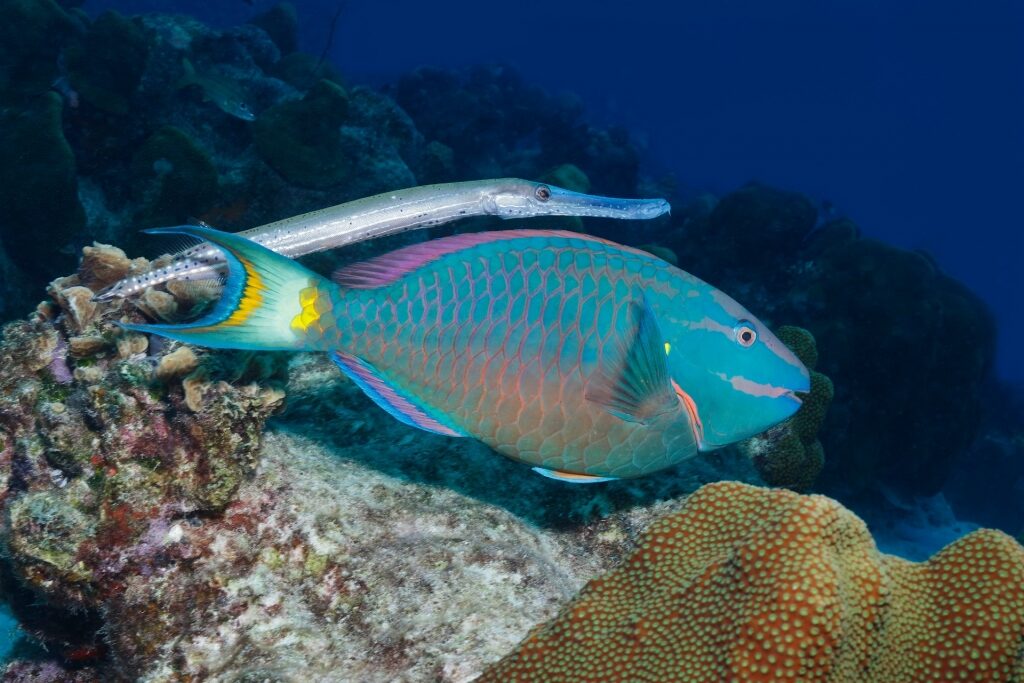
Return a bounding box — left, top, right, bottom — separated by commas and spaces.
94, 179, 669, 302
121, 225, 808, 482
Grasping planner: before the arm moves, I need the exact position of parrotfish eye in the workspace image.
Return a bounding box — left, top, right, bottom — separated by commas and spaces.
735, 321, 757, 347
534, 184, 551, 202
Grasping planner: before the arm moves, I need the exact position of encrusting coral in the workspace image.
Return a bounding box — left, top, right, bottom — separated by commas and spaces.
0, 242, 287, 665
481, 481, 1024, 683
742, 325, 833, 490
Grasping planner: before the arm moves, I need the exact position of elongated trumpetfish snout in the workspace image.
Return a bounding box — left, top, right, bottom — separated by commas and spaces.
543, 185, 671, 220
119, 225, 331, 351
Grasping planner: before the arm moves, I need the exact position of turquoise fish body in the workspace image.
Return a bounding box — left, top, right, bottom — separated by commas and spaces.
124, 227, 810, 481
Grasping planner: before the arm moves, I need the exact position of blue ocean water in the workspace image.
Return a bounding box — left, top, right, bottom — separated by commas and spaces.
87, 0, 1024, 384
0, 0, 1020, 677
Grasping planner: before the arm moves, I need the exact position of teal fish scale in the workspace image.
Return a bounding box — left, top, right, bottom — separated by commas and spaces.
322, 234, 699, 478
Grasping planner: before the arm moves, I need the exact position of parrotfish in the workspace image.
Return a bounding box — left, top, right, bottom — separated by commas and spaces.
122, 226, 809, 482
177, 58, 256, 122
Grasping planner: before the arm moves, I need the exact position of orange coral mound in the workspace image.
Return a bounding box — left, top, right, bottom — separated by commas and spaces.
481, 482, 1024, 682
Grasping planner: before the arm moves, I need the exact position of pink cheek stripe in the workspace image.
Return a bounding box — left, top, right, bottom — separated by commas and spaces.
715, 372, 795, 400
671, 379, 705, 448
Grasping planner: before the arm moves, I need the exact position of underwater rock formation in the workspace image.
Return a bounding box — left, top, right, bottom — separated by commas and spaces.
391, 65, 642, 196
0, 92, 85, 278
801, 227, 997, 497
665, 186, 997, 500
742, 325, 833, 491
0, 243, 286, 670
248, 2, 298, 56
65, 10, 149, 115
0, 0, 78, 100
253, 78, 353, 189
481, 481, 1024, 682
130, 125, 219, 229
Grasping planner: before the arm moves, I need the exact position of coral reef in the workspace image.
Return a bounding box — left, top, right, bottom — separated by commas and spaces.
742, 325, 833, 490
0, 243, 286, 669
390, 65, 641, 196
248, 2, 298, 56
252, 79, 351, 188
130, 125, 219, 229
801, 230, 996, 497
0, 92, 84, 278
663, 185, 997, 500
0, 0, 78, 100
481, 481, 1024, 682
64, 11, 149, 115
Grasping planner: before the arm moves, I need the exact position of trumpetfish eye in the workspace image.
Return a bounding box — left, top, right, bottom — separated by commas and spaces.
735, 322, 757, 347
534, 184, 551, 201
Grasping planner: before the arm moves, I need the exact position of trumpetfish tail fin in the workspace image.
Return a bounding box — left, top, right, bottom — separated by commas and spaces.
119, 225, 332, 351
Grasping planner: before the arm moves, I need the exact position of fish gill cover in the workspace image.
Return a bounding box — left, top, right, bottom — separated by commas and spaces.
0, 1, 1019, 681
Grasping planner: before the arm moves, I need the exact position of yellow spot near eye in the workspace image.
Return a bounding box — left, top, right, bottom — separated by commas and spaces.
291, 285, 322, 333
664, 342, 671, 355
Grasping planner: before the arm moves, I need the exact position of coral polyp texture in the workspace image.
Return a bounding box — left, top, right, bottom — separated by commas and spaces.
480, 481, 1024, 683
742, 325, 833, 491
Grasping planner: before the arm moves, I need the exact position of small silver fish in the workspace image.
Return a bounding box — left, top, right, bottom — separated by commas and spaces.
177, 58, 256, 121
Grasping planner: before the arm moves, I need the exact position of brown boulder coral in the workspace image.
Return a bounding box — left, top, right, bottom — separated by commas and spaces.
481, 481, 1024, 683
742, 325, 833, 491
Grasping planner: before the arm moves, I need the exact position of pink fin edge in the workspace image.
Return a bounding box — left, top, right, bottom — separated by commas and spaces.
332, 229, 655, 289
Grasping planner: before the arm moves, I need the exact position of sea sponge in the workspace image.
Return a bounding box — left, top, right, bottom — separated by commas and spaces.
481, 481, 1024, 682
743, 325, 833, 490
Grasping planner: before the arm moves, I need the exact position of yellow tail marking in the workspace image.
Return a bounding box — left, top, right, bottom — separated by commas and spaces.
290, 285, 321, 333
222, 257, 266, 327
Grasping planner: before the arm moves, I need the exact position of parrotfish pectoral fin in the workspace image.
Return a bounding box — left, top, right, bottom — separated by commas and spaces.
119, 225, 329, 351
531, 467, 618, 484
585, 298, 678, 424
331, 351, 466, 438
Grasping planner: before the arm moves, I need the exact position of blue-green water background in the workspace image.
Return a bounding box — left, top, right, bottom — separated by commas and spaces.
85, 0, 1024, 383
0, 0, 1020, 668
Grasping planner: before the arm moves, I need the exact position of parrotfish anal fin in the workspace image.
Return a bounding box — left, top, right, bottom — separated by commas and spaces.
332, 229, 623, 289
531, 467, 618, 484
585, 298, 678, 424
331, 351, 466, 438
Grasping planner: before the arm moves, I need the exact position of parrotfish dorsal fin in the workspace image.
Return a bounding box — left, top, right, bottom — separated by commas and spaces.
331, 351, 466, 438
531, 467, 618, 484
585, 298, 678, 424
331, 228, 635, 289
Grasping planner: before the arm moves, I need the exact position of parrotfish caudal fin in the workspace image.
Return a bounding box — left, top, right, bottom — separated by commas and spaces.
119, 225, 332, 351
